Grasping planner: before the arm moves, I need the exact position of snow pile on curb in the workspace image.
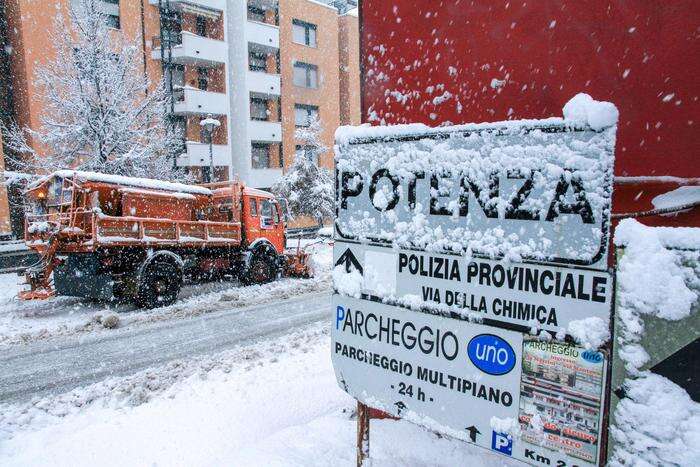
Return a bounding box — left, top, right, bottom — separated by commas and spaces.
0, 323, 331, 441
0, 321, 517, 467
610, 219, 700, 466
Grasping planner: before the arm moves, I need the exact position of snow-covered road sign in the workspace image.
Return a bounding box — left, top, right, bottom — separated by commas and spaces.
335, 121, 615, 271
333, 241, 613, 336
332, 119, 616, 467
331, 295, 608, 467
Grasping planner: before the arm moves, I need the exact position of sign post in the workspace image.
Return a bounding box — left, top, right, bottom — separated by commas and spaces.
332, 120, 616, 466
356, 402, 370, 467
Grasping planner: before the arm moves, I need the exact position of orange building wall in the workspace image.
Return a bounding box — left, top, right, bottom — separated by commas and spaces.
4, 0, 72, 159
279, 0, 340, 172
0, 132, 11, 235
338, 12, 361, 126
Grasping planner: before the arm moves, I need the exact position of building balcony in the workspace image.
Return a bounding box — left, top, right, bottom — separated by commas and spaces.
172, 87, 228, 115
248, 120, 282, 142
152, 32, 227, 66
247, 71, 280, 96
176, 141, 231, 167
148, 0, 225, 13
247, 20, 279, 49
249, 168, 283, 188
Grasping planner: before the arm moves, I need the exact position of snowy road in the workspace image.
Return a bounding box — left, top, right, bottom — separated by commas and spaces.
0, 292, 330, 404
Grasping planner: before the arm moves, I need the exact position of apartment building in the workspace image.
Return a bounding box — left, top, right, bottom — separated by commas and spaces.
0, 0, 359, 234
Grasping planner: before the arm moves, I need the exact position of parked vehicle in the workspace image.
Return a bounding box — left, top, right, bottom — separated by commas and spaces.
20, 170, 312, 307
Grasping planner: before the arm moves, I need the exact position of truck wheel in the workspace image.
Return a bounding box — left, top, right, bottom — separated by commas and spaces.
242, 252, 276, 285
135, 261, 182, 308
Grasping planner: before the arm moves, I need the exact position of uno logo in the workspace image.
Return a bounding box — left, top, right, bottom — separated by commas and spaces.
582, 349, 603, 363
467, 334, 516, 375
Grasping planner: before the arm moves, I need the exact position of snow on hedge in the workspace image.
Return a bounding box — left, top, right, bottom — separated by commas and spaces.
610, 219, 700, 466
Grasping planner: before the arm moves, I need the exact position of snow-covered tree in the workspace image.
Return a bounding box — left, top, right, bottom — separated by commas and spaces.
1, 0, 184, 180
272, 117, 334, 225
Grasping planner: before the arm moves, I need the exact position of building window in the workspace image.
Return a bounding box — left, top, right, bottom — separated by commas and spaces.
247, 5, 266, 23
250, 98, 269, 121
296, 144, 318, 165
196, 16, 207, 36
292, 19, 317, 47
99, 0, 121, 29
293, 62, 318, 88
197, 67, 209, 91
249, 51, 267, 72
294, 104, 318, 126
252, 143, 271, 169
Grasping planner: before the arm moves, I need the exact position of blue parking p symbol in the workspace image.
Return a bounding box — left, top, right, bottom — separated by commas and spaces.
491, 431, 513, 456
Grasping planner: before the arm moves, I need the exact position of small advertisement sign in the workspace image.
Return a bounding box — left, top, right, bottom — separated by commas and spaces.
518, 341, 606, 465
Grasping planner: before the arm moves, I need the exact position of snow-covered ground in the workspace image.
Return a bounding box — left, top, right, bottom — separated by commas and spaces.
0, 240, 332, 346
0, 322, 515, 467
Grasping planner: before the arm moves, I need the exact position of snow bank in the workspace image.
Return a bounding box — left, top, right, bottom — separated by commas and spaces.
610, 374, 700, 466
0, 324, 515, 467
562, 93, 619, 131
614, 219, 697, 321
610, 219, 700, 466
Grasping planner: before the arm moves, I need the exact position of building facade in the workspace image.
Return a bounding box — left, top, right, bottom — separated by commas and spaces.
0, 0, 359, 235
0, 132, 11, 238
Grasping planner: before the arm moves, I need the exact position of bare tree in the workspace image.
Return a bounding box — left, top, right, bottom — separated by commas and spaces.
272, 117, 334, 225
2, 0, 184, 180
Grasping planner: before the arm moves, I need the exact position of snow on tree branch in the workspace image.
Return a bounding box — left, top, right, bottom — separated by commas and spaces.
272, 117, 333, 224
1, 0, 185, 181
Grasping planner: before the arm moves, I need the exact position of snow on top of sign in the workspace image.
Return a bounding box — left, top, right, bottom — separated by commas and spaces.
567, 316, 610, 349
610, 219, 700, 466
336, 94, 617, 145
28, 170, 212, 196
562, 93, 619, 131
335, 118, 565, 145
651, 185, 700, 211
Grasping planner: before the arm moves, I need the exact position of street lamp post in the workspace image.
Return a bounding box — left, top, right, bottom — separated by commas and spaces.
199, 114, 220, 183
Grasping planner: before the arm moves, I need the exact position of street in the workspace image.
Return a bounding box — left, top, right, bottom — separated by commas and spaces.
0, 292, 330, 404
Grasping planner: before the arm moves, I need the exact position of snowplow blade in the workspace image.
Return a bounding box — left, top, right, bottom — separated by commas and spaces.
282, 251, 313, 278
18, 288, 55, 301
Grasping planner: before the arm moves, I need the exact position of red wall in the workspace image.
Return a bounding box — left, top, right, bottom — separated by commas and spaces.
359, 1, 699, 181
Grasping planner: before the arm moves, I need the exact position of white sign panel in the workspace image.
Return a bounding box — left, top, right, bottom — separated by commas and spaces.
334, 240, 612, 336
332, 294, 608, 467
335, 121, 615, 270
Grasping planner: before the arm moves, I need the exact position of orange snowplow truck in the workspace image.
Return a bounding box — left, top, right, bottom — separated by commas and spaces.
20, 170, 312, 307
